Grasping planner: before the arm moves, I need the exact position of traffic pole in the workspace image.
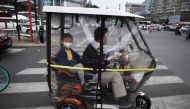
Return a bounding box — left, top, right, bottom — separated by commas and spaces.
28, 0, 34, 42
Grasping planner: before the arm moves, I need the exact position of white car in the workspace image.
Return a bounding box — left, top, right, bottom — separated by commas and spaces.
181, 26, 189, 34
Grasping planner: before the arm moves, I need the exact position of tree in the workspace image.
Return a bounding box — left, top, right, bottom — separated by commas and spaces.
85, 1, 99, 8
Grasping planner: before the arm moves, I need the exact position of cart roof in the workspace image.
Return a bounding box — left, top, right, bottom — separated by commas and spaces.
43, 6, 144, 18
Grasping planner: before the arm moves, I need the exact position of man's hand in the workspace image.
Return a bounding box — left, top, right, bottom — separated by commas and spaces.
111, 55, 119, 61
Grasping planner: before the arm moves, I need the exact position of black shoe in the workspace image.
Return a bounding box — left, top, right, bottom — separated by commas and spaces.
115, 96, 132, 108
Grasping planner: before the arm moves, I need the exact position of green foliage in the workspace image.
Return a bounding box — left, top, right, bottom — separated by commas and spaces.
9, 0, 34, 11
85, 2, 99, 8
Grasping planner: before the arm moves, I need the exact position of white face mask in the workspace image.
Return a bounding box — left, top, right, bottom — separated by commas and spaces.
63, 42, 72, 48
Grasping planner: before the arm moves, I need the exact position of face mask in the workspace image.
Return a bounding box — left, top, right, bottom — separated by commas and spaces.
63, 42, 72, 48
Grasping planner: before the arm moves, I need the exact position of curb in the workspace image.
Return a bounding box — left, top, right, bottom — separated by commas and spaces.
12, 44, 46, 48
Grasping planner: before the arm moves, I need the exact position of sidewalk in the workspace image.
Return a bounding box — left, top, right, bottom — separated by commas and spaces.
11, 36, 46, 48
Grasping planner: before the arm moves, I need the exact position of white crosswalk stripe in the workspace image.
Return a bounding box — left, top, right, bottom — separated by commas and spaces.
2, 82, 48, 94
0, 48, 25, 56
16, 68, 47, 75
1, 75, 184, 94
156, 65, 168, 70
37, 58, 160, 64
37, 59, 46, 64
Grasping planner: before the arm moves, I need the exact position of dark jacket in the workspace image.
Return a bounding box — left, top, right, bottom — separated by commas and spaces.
55, 47, 81, 66
82, 43, 109, 75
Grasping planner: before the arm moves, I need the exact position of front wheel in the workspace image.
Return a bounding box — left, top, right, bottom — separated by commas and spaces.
0, 66, 10, 92
136, 95, 151, 109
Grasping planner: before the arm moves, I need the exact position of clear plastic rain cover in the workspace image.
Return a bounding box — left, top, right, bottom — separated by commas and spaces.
49, 14, 154, 108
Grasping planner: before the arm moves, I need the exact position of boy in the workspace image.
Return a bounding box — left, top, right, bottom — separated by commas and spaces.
55, 33, 84, 84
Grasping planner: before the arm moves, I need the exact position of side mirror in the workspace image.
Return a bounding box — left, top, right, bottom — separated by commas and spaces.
127, 44, 134, 53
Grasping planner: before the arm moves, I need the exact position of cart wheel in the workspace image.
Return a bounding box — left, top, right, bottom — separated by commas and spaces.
57, 102, 80, 109
136, 95, 151, 109
57, 96, 86, 109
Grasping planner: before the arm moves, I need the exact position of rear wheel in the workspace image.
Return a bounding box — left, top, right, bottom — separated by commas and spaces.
0, 66, 10, 92
57, 96, 86, 109
136, 95, 151, 109
58, 102, 79, 109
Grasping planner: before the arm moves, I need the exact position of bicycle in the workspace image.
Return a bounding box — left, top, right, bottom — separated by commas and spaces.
0, 66, 10, 92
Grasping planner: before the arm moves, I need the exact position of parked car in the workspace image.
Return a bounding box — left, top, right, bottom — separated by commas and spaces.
0, 30, 12, 51
168, 25, 176, 31
181, 26, 189, 34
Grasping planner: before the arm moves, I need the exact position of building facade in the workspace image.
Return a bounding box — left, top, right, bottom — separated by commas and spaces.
145, 0, 153, 16
125, 2, 145, 14
151, 0, 190, 23
44, 0, 86, 7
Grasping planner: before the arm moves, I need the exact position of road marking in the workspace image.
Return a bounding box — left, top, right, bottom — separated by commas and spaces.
97, 104, 119, 109
8, 48, 25, 53
2, 75, 184, 94
37, 59, 47, 64
12, 106, 55, 109
151, 94, 190, 109
39, 58, 160, 64
16, 68, 47, 75
146, 76, 184, 85
0, 48, 25, 57
156, 65, 168, 70
1, 82, 48, 93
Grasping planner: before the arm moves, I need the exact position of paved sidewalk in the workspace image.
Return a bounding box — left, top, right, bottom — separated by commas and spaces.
11, 36, 46, 47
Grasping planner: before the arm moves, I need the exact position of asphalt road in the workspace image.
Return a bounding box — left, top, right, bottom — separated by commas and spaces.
0, 30, 190, 109
144, 30, 190, 87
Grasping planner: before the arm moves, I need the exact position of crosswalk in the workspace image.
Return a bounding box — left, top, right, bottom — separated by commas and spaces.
1, 48, 190, 109
0, 48, 25, 57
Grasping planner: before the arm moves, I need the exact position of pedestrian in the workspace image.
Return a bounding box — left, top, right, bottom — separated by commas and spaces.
186, 27, 190, 40
55, 33, 85, 84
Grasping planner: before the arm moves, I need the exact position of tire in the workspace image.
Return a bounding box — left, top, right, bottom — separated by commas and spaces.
0, 66, 10, 92
26, 29, 33, 34
136, 95, 151, 109
57, 96, 86, 109
57, 102, 80, 109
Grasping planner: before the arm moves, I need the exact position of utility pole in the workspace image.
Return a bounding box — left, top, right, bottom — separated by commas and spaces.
173, 0, 176, 24
119, 3, 121, 10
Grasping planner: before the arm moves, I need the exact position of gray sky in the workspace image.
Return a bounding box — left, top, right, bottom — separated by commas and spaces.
88, 0, 145, 11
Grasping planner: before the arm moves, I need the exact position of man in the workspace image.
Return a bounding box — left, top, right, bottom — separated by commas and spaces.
186, 26, 190, 40
82, 27, 130, 107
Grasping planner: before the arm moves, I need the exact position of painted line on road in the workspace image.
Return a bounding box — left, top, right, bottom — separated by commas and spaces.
156, 65, 168, 70
0, 48, 25, 57
146, 76, 184, 85
12, 106, 55, 109
151, 94, 190, 109
8, 48, 25, 53
37, 59, 47, 64
38, 58, 160, 64
1, 82, 48, 94
2, 75, 184, 94
16, 68, 47, 75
